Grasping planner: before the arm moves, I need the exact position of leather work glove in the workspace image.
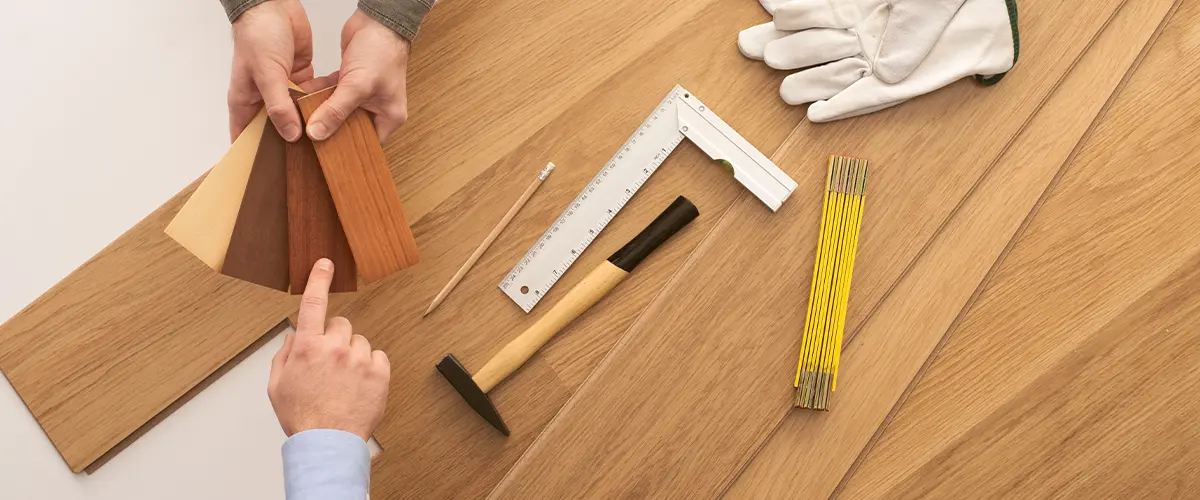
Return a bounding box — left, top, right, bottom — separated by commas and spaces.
739, 0, 1019, 122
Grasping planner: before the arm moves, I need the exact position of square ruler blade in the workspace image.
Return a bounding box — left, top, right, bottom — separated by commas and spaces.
499, 85, 796, 312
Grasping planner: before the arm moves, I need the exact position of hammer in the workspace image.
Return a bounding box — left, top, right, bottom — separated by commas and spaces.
437, 196, 700, 435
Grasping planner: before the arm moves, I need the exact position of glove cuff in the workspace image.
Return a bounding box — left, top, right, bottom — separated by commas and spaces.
976, 0, 1020, 86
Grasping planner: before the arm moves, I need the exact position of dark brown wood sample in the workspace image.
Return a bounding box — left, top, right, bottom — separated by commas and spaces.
296, 87, 420, 283
286, 130, 357, 294
221, 120, 290, 291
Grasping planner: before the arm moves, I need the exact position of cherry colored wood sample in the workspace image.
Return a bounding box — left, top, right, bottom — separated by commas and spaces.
286, 130, 357, 294
165, 110, 266, 270
221, 117, 290, 291
296, 88, 420, 282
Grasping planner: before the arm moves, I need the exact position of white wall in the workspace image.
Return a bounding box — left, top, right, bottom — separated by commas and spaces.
0, 1, 368, 498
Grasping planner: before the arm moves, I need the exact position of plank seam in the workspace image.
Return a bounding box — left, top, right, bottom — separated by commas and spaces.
826, 0, 1183, 496
488, 188, 756, 498
716, 0, 1145, 495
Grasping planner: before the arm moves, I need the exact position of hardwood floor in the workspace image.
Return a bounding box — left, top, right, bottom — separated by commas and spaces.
1, 0, 1197, 495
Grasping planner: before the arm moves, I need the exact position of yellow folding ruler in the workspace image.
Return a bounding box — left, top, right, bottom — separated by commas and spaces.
795, 155, 869, 410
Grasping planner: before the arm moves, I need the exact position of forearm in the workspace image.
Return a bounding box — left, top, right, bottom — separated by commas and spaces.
218, 0, 433, 41
358, 0, 433, 41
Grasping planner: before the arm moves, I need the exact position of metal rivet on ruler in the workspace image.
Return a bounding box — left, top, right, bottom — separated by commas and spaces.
682, 126, 689, 132
699, 105, 706, 112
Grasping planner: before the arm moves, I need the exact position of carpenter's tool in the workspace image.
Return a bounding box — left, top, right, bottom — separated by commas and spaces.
425, 163, 555, 316
438, 196, 700, 435
794, 155, 869, 410
499, 85, 796, 312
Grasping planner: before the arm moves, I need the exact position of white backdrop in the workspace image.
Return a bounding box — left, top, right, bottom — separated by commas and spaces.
0, 1, 377, 498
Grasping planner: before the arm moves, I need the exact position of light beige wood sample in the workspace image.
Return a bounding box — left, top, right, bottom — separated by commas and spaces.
165, 110, 267, 270
489, 0, 1146, 497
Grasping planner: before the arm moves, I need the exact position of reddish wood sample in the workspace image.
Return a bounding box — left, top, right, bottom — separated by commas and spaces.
286, 130, 358, 294
296, 87, 420, 282
221, 120, 290, 291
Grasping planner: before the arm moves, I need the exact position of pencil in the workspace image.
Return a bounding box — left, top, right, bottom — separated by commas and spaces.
424, 162, 555, 317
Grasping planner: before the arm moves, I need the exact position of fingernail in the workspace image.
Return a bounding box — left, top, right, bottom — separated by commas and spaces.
308, 122, 329, 141
282, 123, 301, 142
316, 258, 333, 271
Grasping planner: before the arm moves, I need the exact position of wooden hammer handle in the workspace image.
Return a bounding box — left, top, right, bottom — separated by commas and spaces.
473, 261, 628, 392
471, 196, 699, 393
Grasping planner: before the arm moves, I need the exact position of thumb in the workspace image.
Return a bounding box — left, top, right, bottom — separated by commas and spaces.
874, 0, 966, 84
254, 65, 304, 142
307, 82, 368, 141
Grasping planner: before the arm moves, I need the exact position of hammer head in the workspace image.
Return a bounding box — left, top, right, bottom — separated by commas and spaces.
436, 354, 510, 436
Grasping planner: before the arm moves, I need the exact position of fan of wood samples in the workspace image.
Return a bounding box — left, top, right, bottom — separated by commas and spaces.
166, 86, 420, 293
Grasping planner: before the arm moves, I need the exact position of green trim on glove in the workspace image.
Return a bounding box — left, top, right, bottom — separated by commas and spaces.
976, 0, 1020, 86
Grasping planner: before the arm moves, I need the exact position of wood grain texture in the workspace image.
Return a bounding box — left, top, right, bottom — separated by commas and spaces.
837, 3, 1200, 496
726, 1, 1177, 496
425, 164, 549, 316
221, 116, 290, 291
0, 180, 295, 472
473, 261, 628, 393
0, 0, 1180, 491
165, 110, 266, 270
296, 87, 420, 282
286, 130, 357, 294
0, 0, 795, 474
340, 2, 807, 498
489, 0, 1134, 497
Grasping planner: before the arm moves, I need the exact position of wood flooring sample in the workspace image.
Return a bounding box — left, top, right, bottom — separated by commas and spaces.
286, 129, 357, 294
296, 87, 419, 282
221, 118, 290, 291
165, 110, 266, 270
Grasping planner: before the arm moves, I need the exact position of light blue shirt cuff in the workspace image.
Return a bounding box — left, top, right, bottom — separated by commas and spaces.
282, 429, 370, 500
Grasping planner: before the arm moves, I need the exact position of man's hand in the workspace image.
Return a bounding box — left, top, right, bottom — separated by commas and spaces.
268, 259, 391, 441
302, 10, 411, 143
229, 0, 314, 142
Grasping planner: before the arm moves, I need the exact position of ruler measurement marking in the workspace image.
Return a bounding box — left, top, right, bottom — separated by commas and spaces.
498, 86, 728, 311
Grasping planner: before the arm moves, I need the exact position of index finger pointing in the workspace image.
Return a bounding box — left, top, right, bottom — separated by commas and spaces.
296, 259, 335, 335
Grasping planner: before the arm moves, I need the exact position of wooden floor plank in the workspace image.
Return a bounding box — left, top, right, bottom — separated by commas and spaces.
836, 2, 1200, 496
488, 0, 1131, 497
334, 2, 805, 498
725, 0, 1177, 496
0, 0, 744, 472
388, 0, 736, 223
